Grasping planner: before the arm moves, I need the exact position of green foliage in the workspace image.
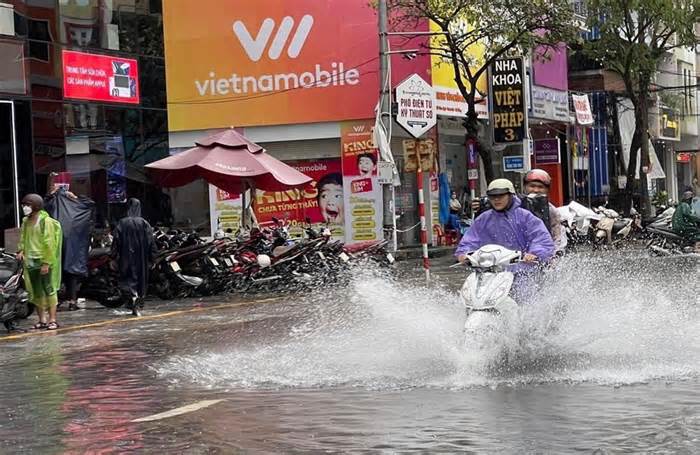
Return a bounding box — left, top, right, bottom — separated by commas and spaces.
387, 0, 578, 112
585, 0, 700, 104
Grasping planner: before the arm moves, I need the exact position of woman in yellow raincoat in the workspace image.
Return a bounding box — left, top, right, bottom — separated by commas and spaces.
17, 194, 63, 330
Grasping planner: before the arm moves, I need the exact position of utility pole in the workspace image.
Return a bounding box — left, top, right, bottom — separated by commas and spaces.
378, 0, 397, 252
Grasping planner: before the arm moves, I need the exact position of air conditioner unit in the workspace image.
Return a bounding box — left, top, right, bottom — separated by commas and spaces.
105, 23, 120, 50
0, 3, 15, 36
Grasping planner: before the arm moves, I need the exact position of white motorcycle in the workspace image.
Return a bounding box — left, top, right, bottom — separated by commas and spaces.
457, 244, 522, 351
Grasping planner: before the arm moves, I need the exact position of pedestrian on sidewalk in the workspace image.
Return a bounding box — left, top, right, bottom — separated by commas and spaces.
16, 194, 63, 330
111, 198, 156, 317
44, 175, 95, 311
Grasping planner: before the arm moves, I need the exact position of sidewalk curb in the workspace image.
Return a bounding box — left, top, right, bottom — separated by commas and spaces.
394, 245, 454, 261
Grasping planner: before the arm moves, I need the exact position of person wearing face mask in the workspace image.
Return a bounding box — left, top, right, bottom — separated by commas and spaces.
522, 169, 564, 252
16, 194, 63, 330
455, 179, 555, 302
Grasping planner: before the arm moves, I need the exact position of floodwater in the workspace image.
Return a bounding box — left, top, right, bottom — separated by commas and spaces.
0, 252, 698, 453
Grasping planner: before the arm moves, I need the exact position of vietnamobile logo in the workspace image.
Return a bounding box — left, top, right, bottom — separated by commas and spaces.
194, 14, 361, 97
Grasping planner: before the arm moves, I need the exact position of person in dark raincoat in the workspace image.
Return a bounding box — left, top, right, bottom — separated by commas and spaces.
44, 185, 95, 311
111, 198, 156, 316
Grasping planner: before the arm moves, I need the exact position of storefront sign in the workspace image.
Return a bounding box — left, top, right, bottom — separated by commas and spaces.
530, 86, 570, 123
430, 20, 488, 119
677, 152, 692, 163
659, 107, 680, 141
396, 74, 437, 138
503, 155, 525, 172
163, 0, 379, 131
341, 120, 383, 243
209, 158, 345, 239
533, 138, 561, 165
490, 57, 526, 144
573, 94, 594, 125
62, 50, 140, 104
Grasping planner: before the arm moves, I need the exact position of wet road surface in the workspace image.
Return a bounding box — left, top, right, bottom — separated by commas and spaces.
0, 251, 698, 453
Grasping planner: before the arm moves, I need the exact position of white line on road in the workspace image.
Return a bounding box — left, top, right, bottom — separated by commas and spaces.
132, 399, 226, 422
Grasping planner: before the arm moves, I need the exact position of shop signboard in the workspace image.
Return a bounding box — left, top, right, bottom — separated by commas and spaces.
396, 73, 437, 138
62, 50, 140, 104
659, 107, 681, 141
573, 94, 594, 125
529, 85, 570, 123
503, 155, 525, 172
429, 20, 488, 119
676, 152, 691, 163
490, 57, 526, 144
163, 0, 380, 131
533, 138, 561, 165
209, 158, 344, 239
340, 120, 383, 243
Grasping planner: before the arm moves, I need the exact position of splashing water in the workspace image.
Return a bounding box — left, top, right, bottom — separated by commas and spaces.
159, 253, 699, 389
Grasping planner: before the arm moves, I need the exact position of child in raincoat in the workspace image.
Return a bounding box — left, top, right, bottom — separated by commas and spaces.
17, 194, 63, 330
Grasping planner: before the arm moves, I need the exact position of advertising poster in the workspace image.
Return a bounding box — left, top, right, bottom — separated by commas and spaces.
429, 176, 440, 246
340, 120, 383, 243
62, 50, 140, 104
402, 138, 437, 173
209, 159, 344, 239
105, 135, 127, 203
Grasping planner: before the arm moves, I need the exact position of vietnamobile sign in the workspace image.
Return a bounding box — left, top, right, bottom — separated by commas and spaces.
163, 0, 379, 131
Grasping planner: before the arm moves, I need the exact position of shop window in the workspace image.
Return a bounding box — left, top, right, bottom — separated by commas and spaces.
28, 19, 51, 62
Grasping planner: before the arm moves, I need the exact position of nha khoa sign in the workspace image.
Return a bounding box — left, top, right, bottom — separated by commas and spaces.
490, 57, 525, 144
395, 74, 437, 138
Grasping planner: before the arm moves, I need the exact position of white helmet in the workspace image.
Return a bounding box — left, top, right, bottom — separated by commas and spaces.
256, 254, 271, 268
486, 178, 516, 196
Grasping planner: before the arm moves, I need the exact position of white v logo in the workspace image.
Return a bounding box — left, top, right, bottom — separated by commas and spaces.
232, 18, 275, 62
233, 15, 314, 62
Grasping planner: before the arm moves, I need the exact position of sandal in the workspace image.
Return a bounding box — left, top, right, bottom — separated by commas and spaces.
46, 322, 59, 330
32, 322, 47, 330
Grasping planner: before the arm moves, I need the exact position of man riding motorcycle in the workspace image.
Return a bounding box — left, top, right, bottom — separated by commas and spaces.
672, 190, 700, 252
470, 169, 563, 251
456, 179, 556, 302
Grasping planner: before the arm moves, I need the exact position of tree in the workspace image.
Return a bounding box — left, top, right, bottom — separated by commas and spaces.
385, 0, 577, 182
585, 0, 700, 215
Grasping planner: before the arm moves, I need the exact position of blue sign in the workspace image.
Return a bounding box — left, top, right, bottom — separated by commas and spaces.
503, 156, 525, 172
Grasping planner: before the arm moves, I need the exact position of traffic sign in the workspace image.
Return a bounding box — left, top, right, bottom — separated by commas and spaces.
503, 156, 525, 172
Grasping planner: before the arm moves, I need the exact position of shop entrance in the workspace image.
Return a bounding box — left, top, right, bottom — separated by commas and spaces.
0, 101, 19, 248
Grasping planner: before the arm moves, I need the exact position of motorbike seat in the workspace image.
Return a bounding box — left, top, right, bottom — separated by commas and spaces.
89, 247, 111, 259
0, 268, 16, 282
612, 220, 629, 232
272, 245, 297, 257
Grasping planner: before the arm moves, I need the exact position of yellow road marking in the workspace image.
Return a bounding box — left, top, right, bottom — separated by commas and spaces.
0, 297, 279, 342
132, 399, 226, 422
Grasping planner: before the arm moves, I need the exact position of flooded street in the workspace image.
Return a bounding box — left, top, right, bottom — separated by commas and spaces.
1, 253, 698, 453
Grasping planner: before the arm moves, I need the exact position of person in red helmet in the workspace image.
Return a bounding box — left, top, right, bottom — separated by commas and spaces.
522, 169, 563, 252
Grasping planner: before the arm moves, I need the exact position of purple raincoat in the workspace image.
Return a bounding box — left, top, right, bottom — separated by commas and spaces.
455, 197, 555, 269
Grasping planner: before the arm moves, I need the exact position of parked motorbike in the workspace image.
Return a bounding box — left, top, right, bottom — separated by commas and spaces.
457, 245, 521, 353
0, 250, 33, 332
77, 247, 131, 308
645, 207, 698, 255
591, 207, 641, 247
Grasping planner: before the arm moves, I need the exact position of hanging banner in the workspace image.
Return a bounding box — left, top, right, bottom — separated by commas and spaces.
341, 120, 383, 243
573, 94, 594, 125
490, 57, 526, 144
429, 175, 440, 246
105, 135, 127, 203
208, 159, 344, 239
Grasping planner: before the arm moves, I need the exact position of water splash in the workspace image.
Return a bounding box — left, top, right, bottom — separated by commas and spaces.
158, 253, 699, 389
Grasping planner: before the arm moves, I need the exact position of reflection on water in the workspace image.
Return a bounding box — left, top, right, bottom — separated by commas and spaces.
0, 254, 697, 453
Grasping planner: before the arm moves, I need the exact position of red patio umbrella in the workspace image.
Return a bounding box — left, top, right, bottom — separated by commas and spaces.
144, 128, 312, 194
